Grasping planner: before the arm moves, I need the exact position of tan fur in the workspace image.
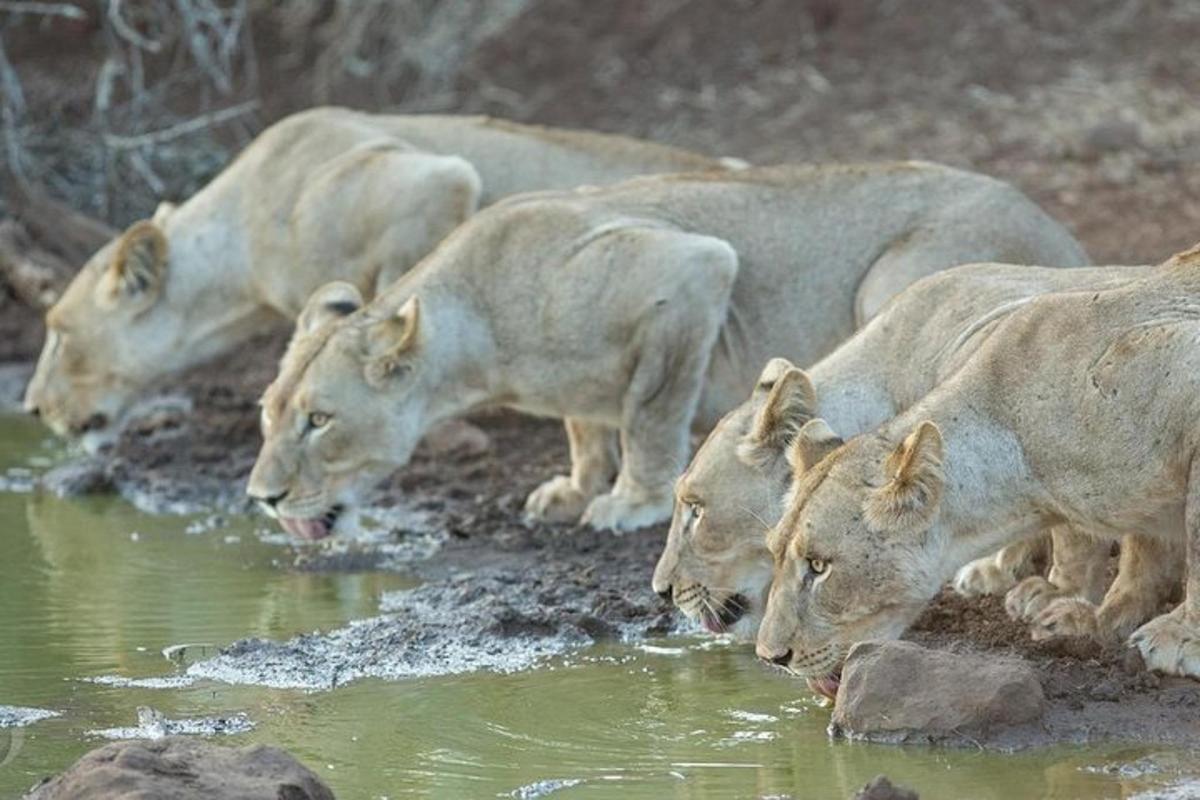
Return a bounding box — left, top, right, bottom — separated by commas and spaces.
247, 163, 1092, 536
790, 419, 844, 474
23, 107, 727, 444
652, 262, 1158, 641
757, 246, 1200, 680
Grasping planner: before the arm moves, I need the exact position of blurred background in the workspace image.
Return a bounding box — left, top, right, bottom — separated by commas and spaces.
2, 0, 1199, 358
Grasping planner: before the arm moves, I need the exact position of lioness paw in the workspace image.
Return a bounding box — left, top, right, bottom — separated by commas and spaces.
953, 556, 1020, 597
1006, 576, 1070, 622
524, 476, 589, 524
1131, 607, 1200, 678
1030, 597, 1100, 642
581, 492, 672, 533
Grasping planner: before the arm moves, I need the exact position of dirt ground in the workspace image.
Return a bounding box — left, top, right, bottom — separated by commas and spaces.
5, 0, 1200, 750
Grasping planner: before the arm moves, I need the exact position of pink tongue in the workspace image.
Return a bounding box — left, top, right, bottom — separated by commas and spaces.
280, 517, 330, 541
807, 676, 840, 701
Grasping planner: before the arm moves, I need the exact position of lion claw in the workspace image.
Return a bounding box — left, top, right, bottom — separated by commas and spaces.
1130, 608, 1200, 678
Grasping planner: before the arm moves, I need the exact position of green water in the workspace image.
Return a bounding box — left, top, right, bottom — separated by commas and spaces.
0, 413, 1196, 799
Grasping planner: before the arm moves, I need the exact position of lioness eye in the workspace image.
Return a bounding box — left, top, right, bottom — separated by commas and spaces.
808, 558, 827, 574
308, 412, 331, 429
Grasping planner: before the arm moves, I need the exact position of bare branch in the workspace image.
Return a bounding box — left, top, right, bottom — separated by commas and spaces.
0, 33, 27, 179
4, 180, 119, 264
101, 100, 259, 149
0, 219, 74, 309
0, 1, 85, 19
108, 0, 163, 53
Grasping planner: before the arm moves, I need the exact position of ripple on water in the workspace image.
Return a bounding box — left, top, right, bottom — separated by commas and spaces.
0, 705, 59, 728
87, 707, 254, 740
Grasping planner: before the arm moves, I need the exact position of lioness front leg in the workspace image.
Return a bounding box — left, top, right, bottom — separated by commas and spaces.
525, 419, 618, 524
1131, 463, 1200, 677
1006, 524, 1111, 622
953, 535, 1048, 597
581, 231, 738, 533
1031, 533, 1181, 643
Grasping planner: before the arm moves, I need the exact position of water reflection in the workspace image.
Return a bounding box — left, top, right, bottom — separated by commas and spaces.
0, 412, 1196, 799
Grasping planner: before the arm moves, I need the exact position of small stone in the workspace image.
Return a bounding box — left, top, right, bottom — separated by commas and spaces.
1081, 119, 1141, 157
573, 614, 618, 640
40, 458, 113, 497
1088, 679, 1122, 702
852, 775, 919, 800
831, 641, 1044, 742
1121, 646, 1147, 675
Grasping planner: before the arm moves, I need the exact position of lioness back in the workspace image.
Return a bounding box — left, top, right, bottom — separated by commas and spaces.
416, 162, 1089, 426
256, 107, 726, 203
24, 107, 728, 443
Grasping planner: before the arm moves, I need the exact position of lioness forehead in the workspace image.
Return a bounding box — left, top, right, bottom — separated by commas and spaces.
776, 449, 842, 546
263, 324, 348, 420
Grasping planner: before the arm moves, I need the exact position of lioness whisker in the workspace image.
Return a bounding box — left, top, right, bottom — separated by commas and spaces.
738, 505, 773, 533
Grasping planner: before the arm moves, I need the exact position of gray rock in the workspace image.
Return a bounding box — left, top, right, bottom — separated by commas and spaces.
852, 775, 919, 800
40, 458, 113, 497
831, 640, 1044, 743
1081, 119, 1141, 156
24, 737, 335, 800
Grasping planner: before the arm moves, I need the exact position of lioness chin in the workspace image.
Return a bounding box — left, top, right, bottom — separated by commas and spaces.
246, 162, 1088, 536
757, 244, 1200, 685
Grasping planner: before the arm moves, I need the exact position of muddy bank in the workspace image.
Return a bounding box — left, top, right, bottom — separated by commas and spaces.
173, 549, 673, 690
5, 337, 1200, 750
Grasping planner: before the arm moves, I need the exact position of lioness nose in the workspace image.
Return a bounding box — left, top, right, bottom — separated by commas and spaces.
250, 490, 289, 509
25, 404, 40, 418
756, 643, 794, 665
77, 413, 108, 433
769, 649, 793, 667
656, 585, 673, 602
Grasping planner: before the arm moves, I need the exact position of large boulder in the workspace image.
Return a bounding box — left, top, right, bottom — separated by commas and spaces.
830, 640, 1044, 744
24, 737, 335, 800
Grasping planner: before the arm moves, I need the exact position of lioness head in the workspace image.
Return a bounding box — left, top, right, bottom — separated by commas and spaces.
247, 282, 430, 540
756, 419, 946, 699
24, 217, 174, 447
652, 358, 833, 640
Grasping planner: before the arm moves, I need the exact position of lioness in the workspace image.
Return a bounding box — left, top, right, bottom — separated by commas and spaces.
756, 245, 1200, 687
653, 262, 1149, 638
23, 107, 726, 445
246, 162, 1087, 537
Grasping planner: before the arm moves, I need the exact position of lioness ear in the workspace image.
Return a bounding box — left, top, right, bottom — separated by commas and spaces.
786, 418, 843, 474
364, 295, 421, 386
152, 201, 177, 225
752, 357, 798, 397
736, 366, 817, 468
864, 420, 944, 533
103, 221, 168, 301
298, 281, 363, 335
